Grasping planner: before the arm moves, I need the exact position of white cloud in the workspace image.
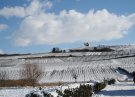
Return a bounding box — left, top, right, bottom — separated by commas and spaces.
0, 49, 4, 54
0, 6, 25, 18
1, 0, 134, 47
0, 24, 8, 32
0, 0, 52, 18
12, 9, 135, 47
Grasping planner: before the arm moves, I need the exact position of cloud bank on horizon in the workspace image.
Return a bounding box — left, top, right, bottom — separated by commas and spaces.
0, 0, 135, 47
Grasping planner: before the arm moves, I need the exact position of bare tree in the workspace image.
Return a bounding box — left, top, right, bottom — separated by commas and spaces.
20, 63, 43, 87
0, 70, 8, 87
71, 69, 78, 83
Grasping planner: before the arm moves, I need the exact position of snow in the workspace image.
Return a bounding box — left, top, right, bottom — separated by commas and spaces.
0, 82, 135, 97
95, 82, 135, 97
0, 87, 31, 97
0, 87, 59, 97
1, 51, 135, 82
0, 45, 135, 96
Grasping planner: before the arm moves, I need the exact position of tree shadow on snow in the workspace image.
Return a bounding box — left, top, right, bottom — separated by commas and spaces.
98, 89, 135, 96
113, 83, 135, 86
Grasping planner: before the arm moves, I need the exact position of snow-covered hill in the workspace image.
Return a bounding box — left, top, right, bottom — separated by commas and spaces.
0, 45, 135, 83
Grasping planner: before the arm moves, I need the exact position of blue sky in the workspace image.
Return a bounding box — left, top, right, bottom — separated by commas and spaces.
0, 0, 135, 54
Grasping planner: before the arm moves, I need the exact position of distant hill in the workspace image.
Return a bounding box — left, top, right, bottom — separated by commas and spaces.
0, 53, 31, 57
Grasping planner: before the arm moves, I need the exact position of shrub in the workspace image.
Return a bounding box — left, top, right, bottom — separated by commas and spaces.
59, 84, 93, 97
108, 79, 116, 85
132, 71, 135, 83
25, 90, 54, 97
56, 89, 63, 96
93, 82, 106, 93
58, 82, 106, 97
132, 71, 135, 77
63, 89, 72, 97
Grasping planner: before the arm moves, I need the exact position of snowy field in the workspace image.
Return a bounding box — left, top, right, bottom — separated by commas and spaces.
0, 86, 59, 97
0, 82, 135, 97
1, 51, 135, 83
0, 87, 31, 97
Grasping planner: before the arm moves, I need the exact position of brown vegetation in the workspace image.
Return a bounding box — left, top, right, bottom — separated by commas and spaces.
20, 63, 44, 87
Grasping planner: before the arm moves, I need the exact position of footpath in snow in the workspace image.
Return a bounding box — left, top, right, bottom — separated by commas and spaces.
95, 82, 135, 97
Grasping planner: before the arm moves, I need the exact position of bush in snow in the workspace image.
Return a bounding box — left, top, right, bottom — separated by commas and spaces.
25, 90, 54, 97
57, 84, 93, 97
108, 79, 116, 85
56, 89, 63, 96
93, 82, 106, 93
104, 78, 116, 85
63, 89, 72, 97
132, 71, 135, 83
